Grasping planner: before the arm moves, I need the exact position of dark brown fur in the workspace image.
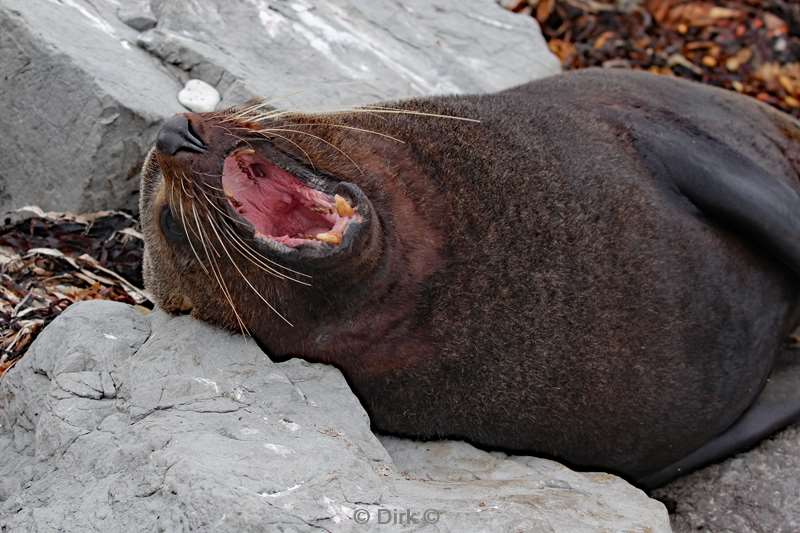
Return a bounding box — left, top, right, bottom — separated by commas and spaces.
140, 69, 800, 484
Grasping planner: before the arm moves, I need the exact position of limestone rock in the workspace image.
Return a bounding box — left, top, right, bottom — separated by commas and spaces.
0, 301, 669, 532
0, 0, 560, 214
117, 1, 157, 32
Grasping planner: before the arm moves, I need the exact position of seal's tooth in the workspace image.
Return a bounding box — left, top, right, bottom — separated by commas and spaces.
335, 194, 355, 217
315, 231, 342, 245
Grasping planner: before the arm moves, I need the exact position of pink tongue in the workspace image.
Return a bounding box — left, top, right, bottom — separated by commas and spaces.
221, 152, 333, 242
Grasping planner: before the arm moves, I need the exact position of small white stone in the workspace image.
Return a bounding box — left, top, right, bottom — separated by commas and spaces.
178, 79, 220, 113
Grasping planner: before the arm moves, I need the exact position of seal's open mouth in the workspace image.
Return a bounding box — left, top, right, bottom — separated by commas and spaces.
221, 148, 361, 248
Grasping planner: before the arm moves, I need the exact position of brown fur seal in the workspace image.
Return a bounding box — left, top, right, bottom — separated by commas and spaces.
139, 69, 800, 488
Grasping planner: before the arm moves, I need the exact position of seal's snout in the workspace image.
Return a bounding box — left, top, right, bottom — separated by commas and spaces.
156, 114, 207, 156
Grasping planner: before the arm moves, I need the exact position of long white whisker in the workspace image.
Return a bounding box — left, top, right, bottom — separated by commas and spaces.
220, 222, 312, 287
206, 211, 294, 327
192, 204, 250, 336
257, 128, 362, 174
196, 186, 311, 283
195, 185, 252, 228
263, 122, 406, 144
177, 190, 211, 275
262, 107, 480, 123
364, 105, 482, 122
251, 131, 317, 169
178, 172, 195, 199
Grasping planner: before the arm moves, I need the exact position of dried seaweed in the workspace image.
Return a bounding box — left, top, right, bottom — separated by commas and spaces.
0, 207, 151, 373
505, 0, 800, 118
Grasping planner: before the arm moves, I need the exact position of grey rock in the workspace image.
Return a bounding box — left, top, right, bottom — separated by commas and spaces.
0, 2, 181, 214
117, 1, 158, 32
0, 0, 560, 214
0, 301, 669, 532
656, 425, 800, 533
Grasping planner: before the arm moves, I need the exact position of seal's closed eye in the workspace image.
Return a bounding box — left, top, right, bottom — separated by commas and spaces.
159, 205, 186, 242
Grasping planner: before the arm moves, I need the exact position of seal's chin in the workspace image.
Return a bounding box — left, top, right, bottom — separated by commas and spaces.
221, 148, 363, 250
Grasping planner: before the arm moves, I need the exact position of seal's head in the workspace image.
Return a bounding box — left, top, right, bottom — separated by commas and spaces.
139, 103, 441, 359
140, 106, 384, 323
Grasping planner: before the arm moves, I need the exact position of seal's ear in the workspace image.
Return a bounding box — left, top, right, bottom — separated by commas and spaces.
636, 123, 800, 276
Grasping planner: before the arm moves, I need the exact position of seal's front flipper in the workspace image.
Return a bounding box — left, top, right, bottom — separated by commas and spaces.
635, 124, 800, 276
638, 349, 800, 489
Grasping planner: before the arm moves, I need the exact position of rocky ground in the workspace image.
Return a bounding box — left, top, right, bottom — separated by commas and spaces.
656, 424, 800, 532
0, 301, 670, 532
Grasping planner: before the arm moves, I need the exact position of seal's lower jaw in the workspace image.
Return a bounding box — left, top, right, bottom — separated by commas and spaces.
221, 148, 365, 256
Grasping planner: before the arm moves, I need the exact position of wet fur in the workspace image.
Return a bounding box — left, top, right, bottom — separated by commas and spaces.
141, 69, 800, 484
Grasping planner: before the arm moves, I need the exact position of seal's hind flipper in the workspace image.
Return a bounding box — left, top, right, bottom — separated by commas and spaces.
638, 349, 800, 489
635, 124, 800, 276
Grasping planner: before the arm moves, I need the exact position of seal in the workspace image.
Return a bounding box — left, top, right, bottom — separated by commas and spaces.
139, 69, 800, 488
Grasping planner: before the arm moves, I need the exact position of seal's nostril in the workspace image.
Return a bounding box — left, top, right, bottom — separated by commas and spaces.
185, 118, 204, 149
156, 114, 207, 156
